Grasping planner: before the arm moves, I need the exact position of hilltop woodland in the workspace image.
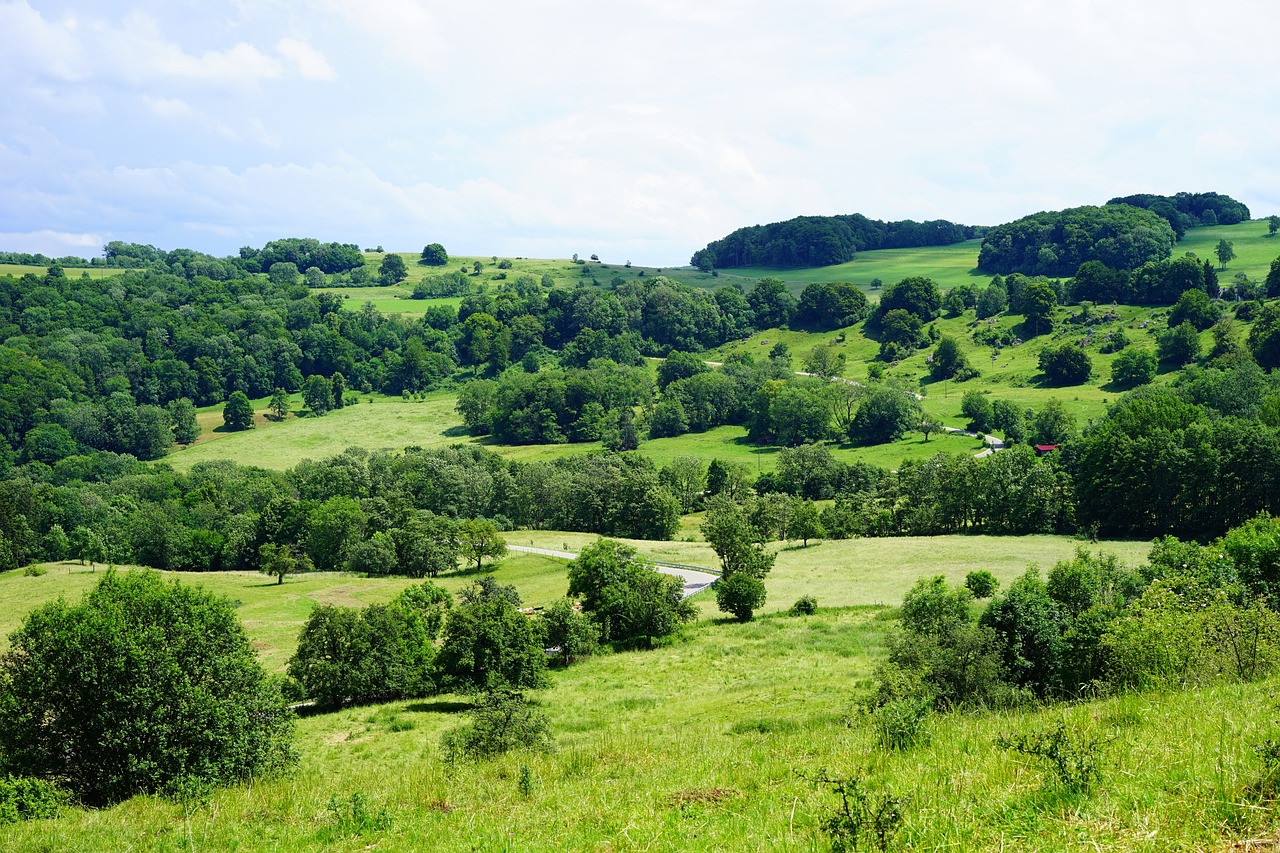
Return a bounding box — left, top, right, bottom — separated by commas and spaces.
6, 195, 1280, 848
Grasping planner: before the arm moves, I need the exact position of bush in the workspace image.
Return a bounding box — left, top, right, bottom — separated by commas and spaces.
0, 775, 66, 825
806, 770, 903, 853
996, 720, 1106, 792
288, 582, 450, 709
716, 573, 767, 622
0, 571, 295, 806
869, 694, 931, 752
964, 570, 999, 599
790, 595, 819, 615
440, 689, 554, 762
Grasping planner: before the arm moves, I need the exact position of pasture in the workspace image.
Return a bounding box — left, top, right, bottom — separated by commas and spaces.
3, 529, 1275, 851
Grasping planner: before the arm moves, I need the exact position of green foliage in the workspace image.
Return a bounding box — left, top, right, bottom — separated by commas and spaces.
965, 570, 999, 599
806, 769, 903, 853
1218, 514, 1280, 606
848, 384, 922, 445
567, 539, 696, 648
1168, 288, 1222, 331
702, 496, 776, 580
869, 693, 931, 752
378, 252, 408, 285
790, 594, 818, 615
715, 573, 767, 622
1110, 348, 1157, 388
0, 775, 67, 825
0, 571, 295, 806
436, 595, 547, 692
979, 568, 1064, 697
996, 720, 1105, 792
960, 390, 993, 432
459, 518, 507, 571
287, 582, 450, 708
222, 390, 254, 430
794, 280, 869, 329
929, 336, 975, 381
1216, 238, 1236, 269
420, 243, 449, 266
978, 204, 1176, 275
695, 212, 972, 269
540, 598, 600, 666
1037, 343, 1092, 385
1030, 399, 1075, 445
1157, 321, 1202, 365
900, 576, 972, 636
440, 689, 554, 763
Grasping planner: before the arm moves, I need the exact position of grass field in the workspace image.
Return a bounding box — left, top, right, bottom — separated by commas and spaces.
4, 534, 1277, 850
0, 263, 129, 279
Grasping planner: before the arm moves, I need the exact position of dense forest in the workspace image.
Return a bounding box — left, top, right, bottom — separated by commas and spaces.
691, 213, 978, 270
1108, 191, 1251, 238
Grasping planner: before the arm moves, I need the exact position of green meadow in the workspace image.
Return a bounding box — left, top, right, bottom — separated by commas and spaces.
3, 531, 1275, 851
0, 263, 129, 279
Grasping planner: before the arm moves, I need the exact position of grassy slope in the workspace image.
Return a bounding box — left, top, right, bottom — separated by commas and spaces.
0, 264, 129, 279
4, 587, 1276, 850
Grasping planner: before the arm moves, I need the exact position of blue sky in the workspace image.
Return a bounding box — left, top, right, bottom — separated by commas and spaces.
2, 0, 1277, 266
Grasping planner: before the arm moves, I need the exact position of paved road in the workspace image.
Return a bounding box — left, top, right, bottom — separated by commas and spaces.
508, 545, 718, 598
940, 426, 1006, 458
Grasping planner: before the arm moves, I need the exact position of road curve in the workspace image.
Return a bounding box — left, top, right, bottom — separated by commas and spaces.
507, 545, 718, 598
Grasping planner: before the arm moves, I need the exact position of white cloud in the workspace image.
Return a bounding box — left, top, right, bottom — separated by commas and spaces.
0, 229, 104, 257
276, 37, 337, 81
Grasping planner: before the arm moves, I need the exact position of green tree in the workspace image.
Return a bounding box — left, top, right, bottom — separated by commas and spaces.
703, 496, 776, 579
1216, 239, 1236, 270
435, 593, 547, 692
259, 542, 307, 585
168, 397, 199, 444
848, 384, 922, 445
331, 372, 347, 409
1168, 289, 1221, 331
1157, 322, 1202, 365
459, 518, 507, 571
222, 390, 254, 430
540, 598, 600, 666
1037, 344, 1092, 385
268, 388, 290, 420
1268, 215, 1279, 236
1030, 399, 1075, 446
0, 571, 295, 805
567, 539, 696, 646
715, 574, 767, 622
930, 336, 971, 381
787, 499, 825, 547
747, 277, 798, 328
302, 374, 333, 415
420, 243, 449, 265
803, 342, 846, 379
960, 390, 993, 432
268, 261, 300, 286
379, 252, 408, 284
1021, 279, 1057, 336
1110, 348, 1158, 388
345, 531, 400, 576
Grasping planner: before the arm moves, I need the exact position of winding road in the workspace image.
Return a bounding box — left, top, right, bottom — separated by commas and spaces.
507, 545, 719, 598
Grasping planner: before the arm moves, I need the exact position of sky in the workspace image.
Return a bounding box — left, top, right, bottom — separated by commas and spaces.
1, 0, 1278, 267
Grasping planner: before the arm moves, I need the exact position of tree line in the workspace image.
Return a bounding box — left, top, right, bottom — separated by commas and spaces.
692, 213, 978, 270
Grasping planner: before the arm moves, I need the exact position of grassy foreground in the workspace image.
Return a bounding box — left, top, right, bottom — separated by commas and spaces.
3, 602, 1277, 850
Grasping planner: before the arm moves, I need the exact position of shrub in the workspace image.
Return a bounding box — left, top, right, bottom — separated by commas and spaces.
0, 571, 295, 806
0, 775, 66, 825
805, 769, 903, 853
541, 598, 600, 666
996, 720, 1106, 793
440, 689, 554, 762
869, 694, 931, 752
790, 595, 818, 615
964, 570, 999, 599
716, 573, 767, 622
900, 576, 972, 636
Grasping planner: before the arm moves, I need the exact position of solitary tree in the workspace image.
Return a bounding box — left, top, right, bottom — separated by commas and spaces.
222, 390, 254, 430
1268, 215, 1279, 236
268, 388, 290, 420
0, 571, 295, 805
379, 252, 408, 285
1216, 239, 1236, 270
168, 397, 199, 444
459, 518, 507, 571
420, 243, 449, 265
259, 542, 307, 585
